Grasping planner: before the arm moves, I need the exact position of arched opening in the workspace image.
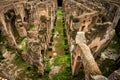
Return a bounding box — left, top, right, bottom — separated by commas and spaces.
57, 0, 63, 7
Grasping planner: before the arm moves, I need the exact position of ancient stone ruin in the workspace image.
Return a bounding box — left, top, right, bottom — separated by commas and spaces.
0, 0, 57, 79
0, 0, 120, 80
63, 0, 120, 79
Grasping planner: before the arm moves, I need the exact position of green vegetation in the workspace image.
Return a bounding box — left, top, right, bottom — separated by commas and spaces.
55, 8, 64, 30
42, 8, 74, 80
42, 58, 50, 80
13, 26, 19, 38
64, 44, 69, 50
52, 68, 73, 80
45, 58, 51, 72
52, 69, 84, 80
13, 53, 26, 67
13, 54, 39, 79
99, 59, 117, 77
54, 55, 70, 66
51, 64, 84, 80
50, 7, 74, 80
57, 8, 63, 17
0, 33, 5, 42
42, 73, 49, 80
29, 24, 35, 30
52, 30, 55, 35
19, 38, 27, 53
97, 35, 120, 77
109, 35, 120, 52
23, 66, 39, 79
52, 54, 74, 80
53, 8, 65, 55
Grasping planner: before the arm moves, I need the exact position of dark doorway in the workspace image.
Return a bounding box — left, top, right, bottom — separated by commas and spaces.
58, 0, 63, 7
115, 19, 120, 37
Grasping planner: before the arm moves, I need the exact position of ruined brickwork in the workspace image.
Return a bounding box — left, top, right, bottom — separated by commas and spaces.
0, 0, 57, 79
63, 0, 120, 80
0, 0, 120, 80
25, 0, 57, 75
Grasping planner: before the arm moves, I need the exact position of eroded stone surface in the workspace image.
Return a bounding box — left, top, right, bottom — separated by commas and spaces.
0, 0, 120, 80
63, 0, 120, 79
108, 69, 120, 80
0, 0, 57, 79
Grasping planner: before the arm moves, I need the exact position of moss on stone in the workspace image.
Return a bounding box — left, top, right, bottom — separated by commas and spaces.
18, 38, 27, 53
99, 59, 117, 77
29, 24, 35, 30
109, 35, 120, 52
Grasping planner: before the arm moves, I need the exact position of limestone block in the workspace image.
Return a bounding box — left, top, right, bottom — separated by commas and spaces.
91, 75, 108, 80
75, 32, 86, 44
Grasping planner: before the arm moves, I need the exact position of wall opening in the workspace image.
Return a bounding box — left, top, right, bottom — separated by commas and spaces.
57, 0, 63, 7
115, 19, 120, 37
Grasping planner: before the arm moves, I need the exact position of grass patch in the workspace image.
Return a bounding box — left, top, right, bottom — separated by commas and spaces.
52, 68, 72, 80
54, 7, 66, 55
18, 38, 27, 53
55, 41, 64, 47
42, 73, 49, 80
54, 55, 70, 67
29, 24, 35, 30
45, 7, 74, 80
45, 58, 51, 72
64, 44, 69, 50
13, 53, 26, 68
52, 67, 80, 80
57, 8, 63, 17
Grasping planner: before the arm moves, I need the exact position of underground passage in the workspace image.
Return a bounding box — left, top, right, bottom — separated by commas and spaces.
0, 0, 120, 80
57, 0, 63, 7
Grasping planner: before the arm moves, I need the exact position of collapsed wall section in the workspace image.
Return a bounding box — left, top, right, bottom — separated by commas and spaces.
63, 0, 120, 79
0, 0, 57, 79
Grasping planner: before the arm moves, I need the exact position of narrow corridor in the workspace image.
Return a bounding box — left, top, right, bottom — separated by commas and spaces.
42, 7, 76, 80
40, 6, 83, 80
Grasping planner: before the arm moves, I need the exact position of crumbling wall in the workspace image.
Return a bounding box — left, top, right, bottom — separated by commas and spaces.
63, 0, 120, 79
25, 0, 57, 74
0, 0, 57, 79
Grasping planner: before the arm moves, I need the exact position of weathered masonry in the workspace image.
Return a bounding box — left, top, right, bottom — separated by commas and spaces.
63, 0, 120, 80
0, 0, 57, 79
0, 0, 120, 80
